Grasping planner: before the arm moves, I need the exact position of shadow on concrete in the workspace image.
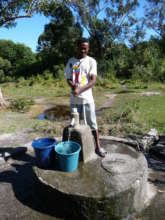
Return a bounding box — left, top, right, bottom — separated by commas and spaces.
0, 147, 68, 220
145, 152, 165, 171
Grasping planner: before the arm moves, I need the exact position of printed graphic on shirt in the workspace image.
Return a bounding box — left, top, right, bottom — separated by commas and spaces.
72, 63, 87, 86
81, 73, 87, 86
72, 64, 80, 84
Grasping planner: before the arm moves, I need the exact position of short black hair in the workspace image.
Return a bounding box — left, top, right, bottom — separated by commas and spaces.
77, 37, 89, 46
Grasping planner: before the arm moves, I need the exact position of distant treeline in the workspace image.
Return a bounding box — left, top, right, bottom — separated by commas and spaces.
1, 5, 165, 83
1, 37, 165, 83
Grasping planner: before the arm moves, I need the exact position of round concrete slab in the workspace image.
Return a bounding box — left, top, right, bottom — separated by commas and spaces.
34, 140, 148, 220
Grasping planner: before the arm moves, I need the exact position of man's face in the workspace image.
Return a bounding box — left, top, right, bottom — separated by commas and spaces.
78, 42, 89, 58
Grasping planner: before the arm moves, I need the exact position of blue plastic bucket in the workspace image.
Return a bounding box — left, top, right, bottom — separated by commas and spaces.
32, 137, 56, 168
54, 141, 81, 172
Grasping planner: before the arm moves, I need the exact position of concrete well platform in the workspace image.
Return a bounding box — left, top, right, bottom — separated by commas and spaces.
34, 139, 150, 220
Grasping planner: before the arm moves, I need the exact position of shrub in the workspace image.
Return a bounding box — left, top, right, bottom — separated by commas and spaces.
9, 98, 34, 113
16, 77, 30, 87
53, 64, 65, 79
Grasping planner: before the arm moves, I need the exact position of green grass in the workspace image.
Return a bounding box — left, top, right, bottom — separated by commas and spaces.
0, 110, 35, 133
0, 81, 70, 135
1, 80, 165, 136
98, 91, 165, 136
0, 109, 65, 136
1, 80, 70, 100
136, 94, 165, 133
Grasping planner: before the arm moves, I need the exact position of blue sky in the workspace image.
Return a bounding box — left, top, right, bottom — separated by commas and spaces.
0, 14, 50, 52
0, 0, 152, 53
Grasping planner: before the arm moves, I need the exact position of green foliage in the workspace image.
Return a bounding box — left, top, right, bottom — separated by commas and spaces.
98, 98, 144, 136
72, 0, 141, 62
28, 74, 50, 85
97, 59, 116, 78
158, 58, 165, 80
0, 40, 35, 65
125, 80, 148, 89
15, 77, 31, 87
131, 65, 151, 82
0, 0, 60, 28
9, 98, 34, 113
52, 64, 65, 79
0, 56, 12, 82
96, 76, 120, 89
0, 40, 36, 81
32, 121, 63, 137
1, 36, 165, 83
97, 92, 165, 136
37, 5, 82, 68
144, 0, 165, 38
1, 1, 165, 84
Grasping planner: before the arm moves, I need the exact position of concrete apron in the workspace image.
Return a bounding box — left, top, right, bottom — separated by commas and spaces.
34, 139, 154, 220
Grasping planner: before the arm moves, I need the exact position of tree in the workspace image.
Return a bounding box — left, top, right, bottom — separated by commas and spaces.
70, 0, 141, 57
0, 0, 68, 107
0, 56, 12, 82
37, 5, 82, 73
0, 40, 36, 79
0, 0, 62, 28
144, 0, 165, 39
0, 0, 61, 107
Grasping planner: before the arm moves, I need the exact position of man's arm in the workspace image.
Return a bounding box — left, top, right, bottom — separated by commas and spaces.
67, 79, 76, 91
73, 74, 96, 96
67, 79, 74, 88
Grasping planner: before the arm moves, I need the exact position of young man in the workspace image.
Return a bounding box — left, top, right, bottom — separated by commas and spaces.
64, 38, 106, 157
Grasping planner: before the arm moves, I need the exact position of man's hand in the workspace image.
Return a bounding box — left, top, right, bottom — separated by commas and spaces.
68, 74, 96, 96
72, 83, 78, 91
67, 79, 77, 91
72, 86, 81, 96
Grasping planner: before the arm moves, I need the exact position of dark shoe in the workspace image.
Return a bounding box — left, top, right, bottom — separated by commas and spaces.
95, 147, 107, 157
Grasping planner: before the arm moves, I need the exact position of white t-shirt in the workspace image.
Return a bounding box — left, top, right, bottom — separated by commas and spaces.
64, 55, 97, 104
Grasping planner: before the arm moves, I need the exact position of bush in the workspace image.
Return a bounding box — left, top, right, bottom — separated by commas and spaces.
41, 70, 55, 85
96, 76, 120, 88
9, 98, 34, 113
16, 77, 30, 87
131, 64, 154, 82
98, 59, 116, 77
52, 64, 65, 79
156, 58, 165, 81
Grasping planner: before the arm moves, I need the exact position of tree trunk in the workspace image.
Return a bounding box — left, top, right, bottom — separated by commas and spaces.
0, 87, 7, 108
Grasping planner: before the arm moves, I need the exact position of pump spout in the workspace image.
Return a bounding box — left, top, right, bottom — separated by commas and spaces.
70, 108, 79, 127
70, 117, 75, 127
